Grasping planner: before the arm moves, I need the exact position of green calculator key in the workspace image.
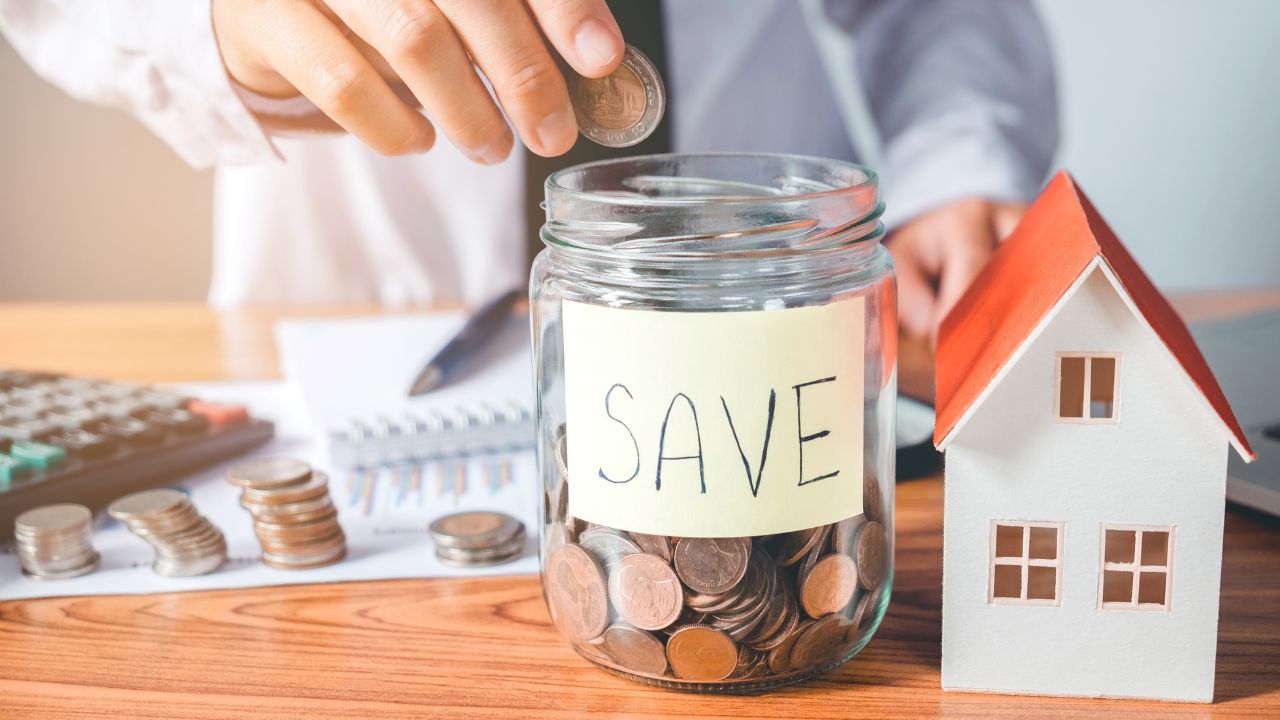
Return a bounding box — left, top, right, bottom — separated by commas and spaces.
0, 454, 33, 484
9, 441, 67, 470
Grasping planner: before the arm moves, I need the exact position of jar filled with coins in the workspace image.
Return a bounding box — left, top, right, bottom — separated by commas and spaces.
530, 154, 896, 691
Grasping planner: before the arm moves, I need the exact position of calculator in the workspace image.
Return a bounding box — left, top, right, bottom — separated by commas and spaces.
0, 369, 273, 542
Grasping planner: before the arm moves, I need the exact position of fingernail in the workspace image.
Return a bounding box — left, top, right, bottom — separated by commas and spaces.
466, 141, 508, 165
574, 18, 622, 71
535, 108, 575, 154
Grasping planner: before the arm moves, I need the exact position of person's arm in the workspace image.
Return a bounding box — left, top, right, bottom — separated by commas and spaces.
832, 0, 1059, 338
0, 0, 277, 167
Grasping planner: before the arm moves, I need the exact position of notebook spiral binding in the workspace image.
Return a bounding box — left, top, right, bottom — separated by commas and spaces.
327, 401, 534, 469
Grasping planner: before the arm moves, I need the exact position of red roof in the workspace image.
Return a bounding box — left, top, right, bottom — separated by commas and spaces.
934, 171, 1254, 460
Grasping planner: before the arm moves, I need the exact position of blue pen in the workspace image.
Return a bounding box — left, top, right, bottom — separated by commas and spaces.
407, 288, 523, 396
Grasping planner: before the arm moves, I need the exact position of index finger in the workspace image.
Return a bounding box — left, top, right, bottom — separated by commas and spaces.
525, 0, 624, 78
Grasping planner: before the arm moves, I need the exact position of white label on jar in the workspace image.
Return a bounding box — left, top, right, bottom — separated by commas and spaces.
562, 297, 865, 537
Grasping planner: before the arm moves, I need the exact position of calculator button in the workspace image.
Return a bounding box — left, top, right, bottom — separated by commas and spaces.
9, 440, 68, 469
0, 454, 32, 484
98, 418, 165, 446
187, 401, 249, 427
136, 391, 191, 410
49, 429, 115, 459
143, 409, 208, 435
46, 408, 110, 431
0, 418, 58, 441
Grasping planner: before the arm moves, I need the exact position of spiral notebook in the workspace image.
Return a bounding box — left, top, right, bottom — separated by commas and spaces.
276, 312, 534, 468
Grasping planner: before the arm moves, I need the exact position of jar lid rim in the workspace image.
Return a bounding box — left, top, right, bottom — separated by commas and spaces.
545, 152, 879, 209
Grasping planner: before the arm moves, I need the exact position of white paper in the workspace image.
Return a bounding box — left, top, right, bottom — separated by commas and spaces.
0, 381, 538, 601
275, 312, 533, 435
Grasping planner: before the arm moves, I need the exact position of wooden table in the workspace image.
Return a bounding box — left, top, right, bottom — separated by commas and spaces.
1, 297, 1278, 719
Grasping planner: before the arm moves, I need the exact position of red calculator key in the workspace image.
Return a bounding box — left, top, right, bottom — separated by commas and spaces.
187, 401, 249, 427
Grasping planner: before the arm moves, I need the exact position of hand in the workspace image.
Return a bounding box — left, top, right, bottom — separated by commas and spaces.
212, 0, 624, 160
887, 198, 1025, 342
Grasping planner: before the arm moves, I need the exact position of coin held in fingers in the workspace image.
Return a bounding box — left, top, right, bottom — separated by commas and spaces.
568, 44, 665, 148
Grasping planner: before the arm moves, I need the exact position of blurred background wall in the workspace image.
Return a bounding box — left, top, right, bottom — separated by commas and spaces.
0, 0, 1276, 302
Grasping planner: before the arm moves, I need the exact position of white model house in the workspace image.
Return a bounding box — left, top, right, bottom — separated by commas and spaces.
934, 171, 1255, 703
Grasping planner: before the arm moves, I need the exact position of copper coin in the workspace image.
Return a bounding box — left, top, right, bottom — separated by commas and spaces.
767, 619, 812, 674
788, 614, 850, 670
863, 470, 885, 523
773, 526, 827, 567
602, 624, 669, 676
226, 457, 312, 489
631, 532, 672, 562
673, 537, 750, 595
851, 584, 884, 630
608, 553, 683, 631
665, 626, 737, 681
568, 44, 665, 147
546, 543, 609, 642
262, 544, 346, 570
801, 554, 859, 618
832, 514, 866, 556
855, 521, 888, 589
239, 471, 331, 506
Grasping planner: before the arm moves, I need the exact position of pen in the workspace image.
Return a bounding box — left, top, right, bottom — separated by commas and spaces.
407, 288, 523, 396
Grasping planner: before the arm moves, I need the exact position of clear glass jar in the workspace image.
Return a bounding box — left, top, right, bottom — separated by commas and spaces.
531, 153, 895, 692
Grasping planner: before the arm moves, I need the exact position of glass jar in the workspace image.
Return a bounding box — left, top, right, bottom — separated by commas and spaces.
530, 153, 895, 692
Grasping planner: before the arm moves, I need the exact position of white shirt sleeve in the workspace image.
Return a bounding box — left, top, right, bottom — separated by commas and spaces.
0, 0, 279, 168
829, 0, 1059, 227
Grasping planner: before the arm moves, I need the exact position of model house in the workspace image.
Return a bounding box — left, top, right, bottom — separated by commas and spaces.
934, 171, 1255, 702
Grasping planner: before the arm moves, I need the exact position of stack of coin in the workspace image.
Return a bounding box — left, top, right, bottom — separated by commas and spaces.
544, 432, 890, 686
14, 503, 100, 580
108, 489, 226, 576
429, 511, 525, 567
227, 457, 346, 570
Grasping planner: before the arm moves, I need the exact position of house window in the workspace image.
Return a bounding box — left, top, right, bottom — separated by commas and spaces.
1100, 525, 1173, 610
1056, 353, 1120, 422
990, 521, 1063, 605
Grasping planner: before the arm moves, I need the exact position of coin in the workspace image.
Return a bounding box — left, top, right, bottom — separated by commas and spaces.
107, 488, 188, 521
429, 511, 522, 550
832, 514, 866, 556
863, 470, 885, 524
112, 491, 227, 576
546, 543, 609, 642
773, 526, 828, 567
226, 456, 312, 488
673, 537, 750, 595
227, 457, 348, 570
855, 521, 888, 589
608, 553, 682, 631
602, 624, 668, 676
239, 471, 331, 506
801, 554, 858, 618
631, 532, 672, 562
15, 503, 92, 533
14, 503, 99, 580
787, 614, 850, 669
578, 527, 641, 574
568, 44, 665, 148
665, 626, 737, 681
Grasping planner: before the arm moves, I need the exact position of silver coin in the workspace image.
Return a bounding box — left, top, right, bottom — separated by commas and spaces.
153, 552, 226, 577
577, 528, 641, 574
434, 529, 526, 564
568, 44, 665, 148
226, 456, 312, 489
22, 551, 100, 581
14, 503, 92, 535
429, 511, 523, 550
107, 488, 189, 521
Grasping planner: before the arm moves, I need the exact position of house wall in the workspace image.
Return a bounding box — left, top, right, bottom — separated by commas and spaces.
941, 266, 1230, 702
